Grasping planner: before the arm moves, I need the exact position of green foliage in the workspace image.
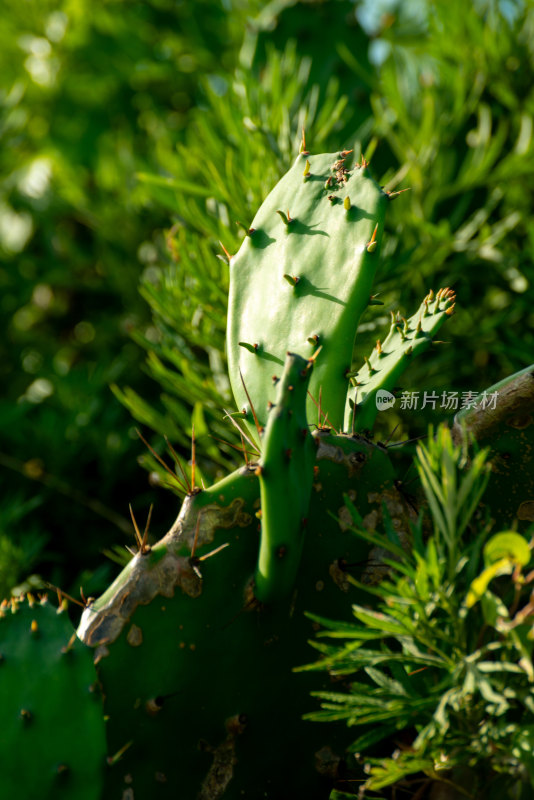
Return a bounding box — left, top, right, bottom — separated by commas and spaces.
0, 0, 263, 589
302, 426, 534, 797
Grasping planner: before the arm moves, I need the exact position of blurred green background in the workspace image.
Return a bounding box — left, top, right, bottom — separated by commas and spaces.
1, 0, 533, 599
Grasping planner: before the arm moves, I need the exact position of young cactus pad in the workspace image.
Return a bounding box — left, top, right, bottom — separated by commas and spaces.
227, 151, 387, 434
345, 288, 456, 433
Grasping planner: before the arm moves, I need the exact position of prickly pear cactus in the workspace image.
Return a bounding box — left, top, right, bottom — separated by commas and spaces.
0, 594, 106, 800
72, 146, 458, 799
227, 151, 388, 434
77, 361, 415, 798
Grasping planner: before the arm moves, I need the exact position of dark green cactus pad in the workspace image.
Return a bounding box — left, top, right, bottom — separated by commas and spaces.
227, 150, 387, 435
345, 288, 456, 433
254, 351, 316, 602
0, 594, 105, 800
452, 365, 534, 530
77, 425, 411, 799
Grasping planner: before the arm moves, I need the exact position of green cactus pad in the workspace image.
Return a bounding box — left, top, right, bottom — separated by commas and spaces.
254, 351, 316, 602
345, 288, 456, 433
77, 426, 412, 798
228, 151, 387, 435
0, 594, 105, 800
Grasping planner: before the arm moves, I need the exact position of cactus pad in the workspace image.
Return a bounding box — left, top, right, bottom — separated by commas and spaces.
227, 151, 387, 434
0, 594, 105, 800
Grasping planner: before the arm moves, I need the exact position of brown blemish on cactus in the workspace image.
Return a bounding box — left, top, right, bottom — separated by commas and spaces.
518, 501, 534, 521
145, 697, 164, 716
507, 414, 533, 430
329, 560, 350, 592
93, 645, 109, 664
337, 506, 353, 532
78, 496, 251, 648
198, 714, 248, 800
126, 624, 143, 647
